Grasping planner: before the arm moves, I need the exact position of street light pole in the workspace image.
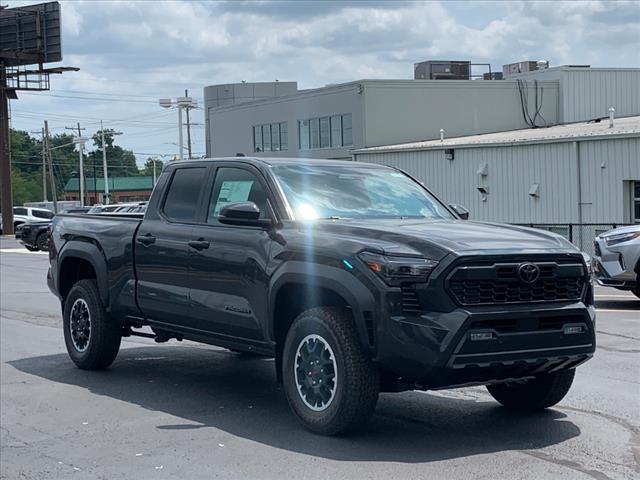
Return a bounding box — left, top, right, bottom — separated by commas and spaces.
159, 96, 197, 161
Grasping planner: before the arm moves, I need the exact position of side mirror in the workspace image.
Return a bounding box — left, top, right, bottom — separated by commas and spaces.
449, 203, 469, 220
219, 201, 272, 228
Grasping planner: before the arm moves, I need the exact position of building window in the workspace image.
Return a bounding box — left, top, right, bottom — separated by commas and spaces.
310, 118, 320, 149
299, 120, 310, 150
280, 122, 288, 151
634, 181, 640, 223
330, 115, 342, 148
262, 124, 271, 152
298, 113, 353, 150
253, 122, 288, 152
319, 117, 330, 148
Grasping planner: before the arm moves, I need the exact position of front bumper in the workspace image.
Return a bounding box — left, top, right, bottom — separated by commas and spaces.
592, 237, 639, 287
375, 301, 595, 389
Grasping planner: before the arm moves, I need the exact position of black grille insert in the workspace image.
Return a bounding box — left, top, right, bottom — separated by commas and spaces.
470, 315, 584, 333
448, 260, 586, 306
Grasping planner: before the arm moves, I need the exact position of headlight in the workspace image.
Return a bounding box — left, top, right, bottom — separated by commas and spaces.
604, 231, 640, 246
358, 251, 438, 285
580, 252, 592, 277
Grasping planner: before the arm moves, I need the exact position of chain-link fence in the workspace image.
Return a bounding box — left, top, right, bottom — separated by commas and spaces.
515, 224, 634, 257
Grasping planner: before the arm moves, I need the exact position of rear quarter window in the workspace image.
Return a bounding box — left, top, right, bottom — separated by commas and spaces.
162, 167, 207, 222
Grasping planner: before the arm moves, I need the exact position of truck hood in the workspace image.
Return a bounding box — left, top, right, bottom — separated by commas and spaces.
315, 219, 578, 259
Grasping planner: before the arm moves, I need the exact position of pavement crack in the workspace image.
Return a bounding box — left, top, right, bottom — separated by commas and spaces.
522, 450, 614, 480
560, 406, 640, 473
597, 330, 640, 341
596, 344, 640, 354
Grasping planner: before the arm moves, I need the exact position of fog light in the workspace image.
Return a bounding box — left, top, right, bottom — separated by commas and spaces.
563, 325, 583, 334
470, 332, 494, 341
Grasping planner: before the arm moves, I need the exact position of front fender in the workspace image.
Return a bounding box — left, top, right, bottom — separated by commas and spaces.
269, 261, 376, 352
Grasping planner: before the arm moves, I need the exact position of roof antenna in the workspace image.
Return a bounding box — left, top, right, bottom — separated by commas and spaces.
235, 153, 246, 157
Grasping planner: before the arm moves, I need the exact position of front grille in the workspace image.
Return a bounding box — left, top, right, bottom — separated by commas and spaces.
400, 285, 421, 315
448, 260, 586, 306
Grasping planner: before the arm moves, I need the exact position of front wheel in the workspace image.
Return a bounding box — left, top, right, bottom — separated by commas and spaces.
486, 369, 575, 410
63, 279, 121, 370
35, 232, 49, 252
282, 307, 379, 435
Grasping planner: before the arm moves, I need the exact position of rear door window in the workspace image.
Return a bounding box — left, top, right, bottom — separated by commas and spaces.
32, 210, 54, 219
163, 167, 207, 222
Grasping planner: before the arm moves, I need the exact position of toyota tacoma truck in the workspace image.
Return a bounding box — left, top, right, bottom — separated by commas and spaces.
48, 157, 595, 435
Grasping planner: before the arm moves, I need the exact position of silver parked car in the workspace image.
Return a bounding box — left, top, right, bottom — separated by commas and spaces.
593, 225, 640, 298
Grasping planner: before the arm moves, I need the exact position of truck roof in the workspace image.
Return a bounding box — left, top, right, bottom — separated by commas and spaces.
177, 157, 386, 168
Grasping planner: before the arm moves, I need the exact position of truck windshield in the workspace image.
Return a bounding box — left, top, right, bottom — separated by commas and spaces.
272, 164, 454, 220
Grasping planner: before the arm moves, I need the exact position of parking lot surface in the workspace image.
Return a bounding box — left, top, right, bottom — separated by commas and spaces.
1, 236, 638, 479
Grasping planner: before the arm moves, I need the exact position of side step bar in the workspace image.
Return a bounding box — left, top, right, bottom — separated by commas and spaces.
121, 327, 183, 343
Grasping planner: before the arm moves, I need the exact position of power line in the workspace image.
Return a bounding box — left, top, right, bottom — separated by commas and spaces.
19, 92, 160, 104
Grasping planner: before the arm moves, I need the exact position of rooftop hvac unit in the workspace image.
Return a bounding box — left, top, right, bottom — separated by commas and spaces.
414, 60, 471, 80
502, 60, 549, 77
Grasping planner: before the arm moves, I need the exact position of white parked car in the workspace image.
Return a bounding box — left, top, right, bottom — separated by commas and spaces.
1, 206, 55, 233
593, 225, 640, 298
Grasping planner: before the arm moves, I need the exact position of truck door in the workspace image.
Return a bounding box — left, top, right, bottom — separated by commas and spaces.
135, 166, 207, 330
188, 164, 273, 342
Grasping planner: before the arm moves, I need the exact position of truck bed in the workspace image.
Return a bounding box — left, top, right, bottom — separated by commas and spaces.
50, 213, 144, 320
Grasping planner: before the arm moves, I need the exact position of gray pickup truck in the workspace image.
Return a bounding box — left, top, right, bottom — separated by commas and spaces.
48, 157, 595, 435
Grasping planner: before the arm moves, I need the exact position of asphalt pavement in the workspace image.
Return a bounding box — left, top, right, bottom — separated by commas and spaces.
1, 236, 639, 479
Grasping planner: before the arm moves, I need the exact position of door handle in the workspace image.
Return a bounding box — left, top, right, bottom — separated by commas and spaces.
188, 239, 210, 251
137, 234, 156, 246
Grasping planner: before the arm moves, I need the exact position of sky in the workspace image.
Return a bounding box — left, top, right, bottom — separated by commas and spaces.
8, 0, 640, 167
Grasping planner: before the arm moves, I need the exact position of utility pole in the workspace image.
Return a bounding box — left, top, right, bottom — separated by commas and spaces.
44, 121, 58, 214
0, 65, 14, 235
100, 121, 109, 204
66, 122, 86, 206
41, 128, 47, 201
185, 89, 192, 159
31, 128, 47, 202
152, 159, 157, 186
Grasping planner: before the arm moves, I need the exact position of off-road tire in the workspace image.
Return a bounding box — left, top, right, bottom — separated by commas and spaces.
282, 307, 379, 435
486, 369, 575, 410
63, 279, 121, 370
35, 232, 49, 252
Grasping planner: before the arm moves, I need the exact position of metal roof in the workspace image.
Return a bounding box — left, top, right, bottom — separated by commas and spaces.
354, 115, 640, 154
64, 176, 153, 192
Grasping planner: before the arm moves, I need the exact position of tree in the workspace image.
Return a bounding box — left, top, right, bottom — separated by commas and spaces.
141, 157, 164, 178
10, 167, 41, 206
87, 130, 140, 178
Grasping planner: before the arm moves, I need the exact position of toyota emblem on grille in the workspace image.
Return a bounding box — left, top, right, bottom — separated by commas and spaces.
518, 263, 540, 284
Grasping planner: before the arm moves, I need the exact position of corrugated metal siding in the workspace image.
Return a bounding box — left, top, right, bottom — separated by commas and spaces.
562, 70, 640, 123
579, 137, 640, 223
355, 136, 640, 224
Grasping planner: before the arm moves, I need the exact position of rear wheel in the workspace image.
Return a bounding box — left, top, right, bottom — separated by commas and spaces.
282, 307, 379, 435
63, 279, 121, 370
35, 232, 49, 252
486, 369, 575, 410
